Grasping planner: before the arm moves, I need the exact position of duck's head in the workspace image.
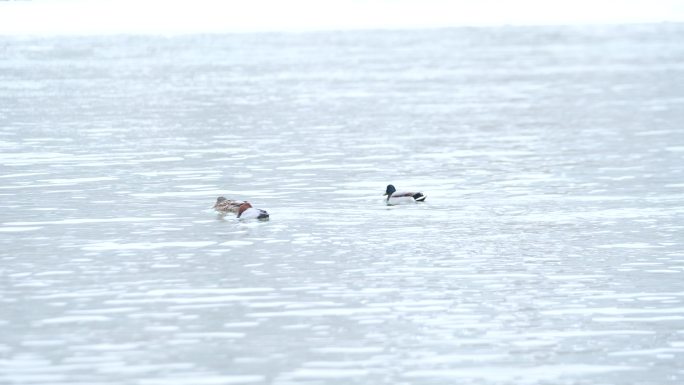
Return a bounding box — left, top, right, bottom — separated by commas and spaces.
237, 202, 253, 218
383, 185, 396, 197
214, 196, 227, 207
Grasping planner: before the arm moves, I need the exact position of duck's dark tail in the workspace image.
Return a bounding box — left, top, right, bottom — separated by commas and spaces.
257, 210, 270, 220
413, 192, 426, 202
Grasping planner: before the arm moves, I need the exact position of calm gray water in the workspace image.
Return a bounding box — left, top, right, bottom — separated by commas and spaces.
1, 24, 684, 385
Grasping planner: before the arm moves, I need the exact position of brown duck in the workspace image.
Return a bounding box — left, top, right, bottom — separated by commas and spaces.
213, 196, 246, 213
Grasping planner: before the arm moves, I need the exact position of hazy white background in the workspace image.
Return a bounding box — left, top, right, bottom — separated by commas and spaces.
1, 0, 683, 35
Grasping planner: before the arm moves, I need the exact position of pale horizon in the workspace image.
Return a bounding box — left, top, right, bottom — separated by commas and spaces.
1, 0, 683, 35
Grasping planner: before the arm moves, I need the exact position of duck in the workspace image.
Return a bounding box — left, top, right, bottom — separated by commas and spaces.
237, 202, 270, 220
213, 196, 246, 213
383, 184, 426, 205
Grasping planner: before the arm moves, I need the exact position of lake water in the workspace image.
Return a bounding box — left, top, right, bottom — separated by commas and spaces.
1, 24, 684, 384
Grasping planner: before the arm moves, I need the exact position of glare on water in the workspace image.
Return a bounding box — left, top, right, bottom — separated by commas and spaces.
1, 25, 684, 384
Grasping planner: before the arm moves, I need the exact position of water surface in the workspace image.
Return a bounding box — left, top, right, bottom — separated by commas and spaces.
1, 24, 684, 384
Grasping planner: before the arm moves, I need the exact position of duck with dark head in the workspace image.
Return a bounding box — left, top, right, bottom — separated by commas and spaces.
383, 184, 426, 205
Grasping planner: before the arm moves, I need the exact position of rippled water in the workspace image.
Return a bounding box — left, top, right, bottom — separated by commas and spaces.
1, 24, 684, 384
